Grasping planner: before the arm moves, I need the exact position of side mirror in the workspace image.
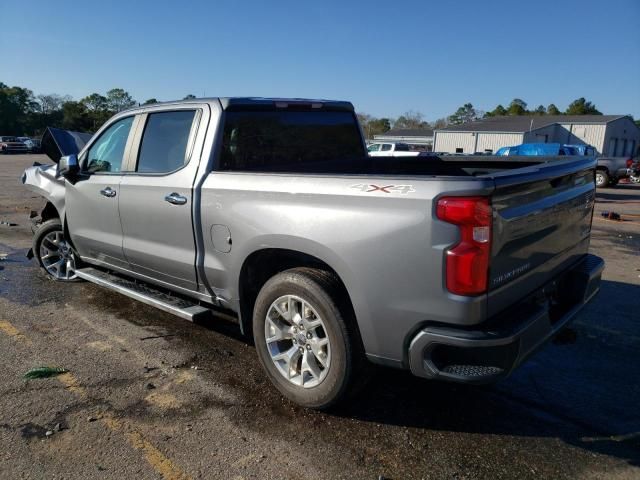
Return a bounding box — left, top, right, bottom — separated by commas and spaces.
57, 154, 80, 180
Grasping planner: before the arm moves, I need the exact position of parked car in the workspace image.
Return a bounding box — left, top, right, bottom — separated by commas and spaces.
22, 97, 603, 409
367, 142, 420, 157
17, 137, 41, 153
0, 136, 28, 154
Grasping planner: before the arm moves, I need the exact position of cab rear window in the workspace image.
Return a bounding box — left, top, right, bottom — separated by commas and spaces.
219, 110, 364, 173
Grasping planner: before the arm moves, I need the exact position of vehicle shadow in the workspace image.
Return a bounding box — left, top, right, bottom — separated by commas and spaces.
334, 279, 640, 467
596, 191, 640, 202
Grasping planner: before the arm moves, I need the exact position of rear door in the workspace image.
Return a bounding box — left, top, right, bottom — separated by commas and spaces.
118, 106, 208, 291
65, 115, 136, 269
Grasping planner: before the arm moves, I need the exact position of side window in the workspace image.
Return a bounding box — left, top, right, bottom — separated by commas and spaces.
136, 110, 196, 173
86, 116, 134, 173
381, 144, 392, 151
367, 143, 381, 152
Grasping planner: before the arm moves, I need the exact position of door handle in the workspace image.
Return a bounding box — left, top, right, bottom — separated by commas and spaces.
100, 187, 116, 198
164, 192, 187, 205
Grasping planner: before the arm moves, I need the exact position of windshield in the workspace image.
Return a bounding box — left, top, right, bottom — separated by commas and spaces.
219, 110, 365, 173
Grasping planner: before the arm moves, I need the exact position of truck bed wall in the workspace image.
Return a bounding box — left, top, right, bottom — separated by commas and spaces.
199, 172, 494, 365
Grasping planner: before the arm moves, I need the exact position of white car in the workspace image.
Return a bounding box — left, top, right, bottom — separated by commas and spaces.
367, 142, 420, 157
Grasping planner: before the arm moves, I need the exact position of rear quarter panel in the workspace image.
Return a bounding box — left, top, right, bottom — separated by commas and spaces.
200, 172, 493, 364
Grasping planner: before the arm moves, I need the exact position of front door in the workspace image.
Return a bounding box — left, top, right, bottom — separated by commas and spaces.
65, 115, 136, 269
118, 108, 203, 291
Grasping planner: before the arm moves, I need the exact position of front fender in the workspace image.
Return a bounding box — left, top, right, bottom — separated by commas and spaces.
21, 164, 66, 220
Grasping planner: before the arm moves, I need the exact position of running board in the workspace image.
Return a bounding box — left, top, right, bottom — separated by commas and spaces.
75, 267, 213, 322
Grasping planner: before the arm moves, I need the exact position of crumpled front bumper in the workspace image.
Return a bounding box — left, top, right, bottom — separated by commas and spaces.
408, 254, 604, 384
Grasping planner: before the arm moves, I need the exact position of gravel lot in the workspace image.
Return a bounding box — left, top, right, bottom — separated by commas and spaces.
1, 154, 639, 479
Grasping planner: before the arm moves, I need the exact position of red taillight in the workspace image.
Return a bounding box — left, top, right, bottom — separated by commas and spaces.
436, 196, 492, 296
626, 158, 634, 168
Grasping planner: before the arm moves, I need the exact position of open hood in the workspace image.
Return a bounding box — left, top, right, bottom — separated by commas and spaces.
41, 127, 93, 163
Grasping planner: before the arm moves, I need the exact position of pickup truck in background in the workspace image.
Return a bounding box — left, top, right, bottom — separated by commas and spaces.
22, 98, 604, 409
366, 141, 420, 156
594, 156, 636, 187
495, 142, 635, 187
495, 143, 579, 156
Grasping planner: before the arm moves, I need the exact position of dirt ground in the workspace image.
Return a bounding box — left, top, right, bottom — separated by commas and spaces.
1, 154, 639, 479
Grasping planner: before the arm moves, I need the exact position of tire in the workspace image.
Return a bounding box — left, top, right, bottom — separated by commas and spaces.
253, 268, 363, 409
33, 219, 82, 282
595, 170, 609, 188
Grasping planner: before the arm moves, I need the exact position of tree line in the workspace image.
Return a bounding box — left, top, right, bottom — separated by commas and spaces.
0, 81, 197, 136
358, 97, 622, 139
1, 81, 634, 140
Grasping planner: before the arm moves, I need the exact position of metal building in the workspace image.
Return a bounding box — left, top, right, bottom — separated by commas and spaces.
373, 128, 434, 150
433, 115, 640, 156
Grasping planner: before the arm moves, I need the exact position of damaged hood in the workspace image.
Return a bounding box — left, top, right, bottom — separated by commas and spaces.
41, 127, 93, 163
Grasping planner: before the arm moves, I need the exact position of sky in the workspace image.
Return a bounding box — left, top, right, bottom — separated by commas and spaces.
1, 0, 639, 120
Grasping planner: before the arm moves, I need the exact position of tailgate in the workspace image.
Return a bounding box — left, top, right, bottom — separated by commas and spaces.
487, 157, 596, 316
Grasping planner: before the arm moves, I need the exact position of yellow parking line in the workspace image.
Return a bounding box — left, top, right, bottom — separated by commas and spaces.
57, 372, 87, 398
0, 320, 33, 345
0, 319, 193, 480
125, 430, 192, 480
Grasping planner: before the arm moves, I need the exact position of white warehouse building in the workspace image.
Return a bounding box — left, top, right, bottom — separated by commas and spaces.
433, 115, 640, 156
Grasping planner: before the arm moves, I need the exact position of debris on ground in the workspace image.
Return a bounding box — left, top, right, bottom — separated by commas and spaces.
0, 253, 8, 261
601, 211, 621, 221
140, 334, 176, 341
145, 383, 156, 390
45, 430, 54, 437
23, 367, 68, 379
0, 221, 18, 227
87, 416, 97, 422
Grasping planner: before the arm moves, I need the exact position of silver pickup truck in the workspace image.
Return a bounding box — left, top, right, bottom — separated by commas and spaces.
22, 98, 604, 409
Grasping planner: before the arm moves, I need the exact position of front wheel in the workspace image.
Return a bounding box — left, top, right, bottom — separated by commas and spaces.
253, 268, 362, 409
595, 170, 610, 188
33, 219, 81, 282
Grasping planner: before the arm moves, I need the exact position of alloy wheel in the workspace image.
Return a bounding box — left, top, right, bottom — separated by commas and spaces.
39, 231, 78, 280
264, 294, 331, 388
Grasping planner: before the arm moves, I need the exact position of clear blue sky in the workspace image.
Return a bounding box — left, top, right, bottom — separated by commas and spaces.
1, 0, 639, 120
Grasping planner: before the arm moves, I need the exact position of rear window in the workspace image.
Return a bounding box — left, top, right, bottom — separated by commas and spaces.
219, 110, 364, 173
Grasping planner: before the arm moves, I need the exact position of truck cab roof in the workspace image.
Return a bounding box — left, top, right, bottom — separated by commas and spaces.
123, 97, 355, 113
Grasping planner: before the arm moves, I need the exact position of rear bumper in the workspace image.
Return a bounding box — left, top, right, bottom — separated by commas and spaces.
614, 167, 631, 179
408, 254, 604, 384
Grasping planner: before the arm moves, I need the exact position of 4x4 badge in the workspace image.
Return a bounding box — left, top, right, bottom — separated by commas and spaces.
350, 184, 415, 195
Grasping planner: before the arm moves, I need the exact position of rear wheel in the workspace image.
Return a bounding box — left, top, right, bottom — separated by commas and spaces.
253, 268, 362, 409
595, 170, 609, 188
33, 219, 81, 282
